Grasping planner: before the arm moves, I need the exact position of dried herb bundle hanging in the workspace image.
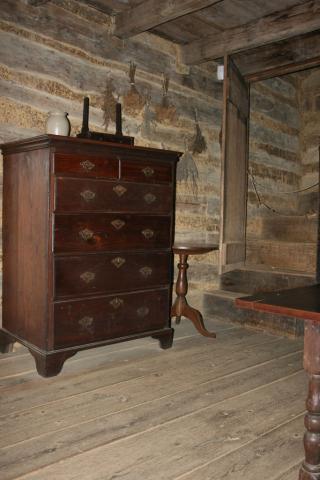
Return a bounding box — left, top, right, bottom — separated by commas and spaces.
191, 108, 207, 154
140, 94, 156, 137
176, 139, 199, 196
102, 77, 117, 130
161, 74, 170, 109
155, 73, 176, 124
123, 61, 145, 115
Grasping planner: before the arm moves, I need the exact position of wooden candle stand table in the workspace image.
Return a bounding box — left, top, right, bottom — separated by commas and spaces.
236, 284, 320, 480
171, 244, 218, 338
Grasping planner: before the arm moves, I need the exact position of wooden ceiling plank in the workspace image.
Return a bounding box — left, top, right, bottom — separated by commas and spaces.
182, 0, 320, 65
114, 0, 223, 38
233, 31, 320, 81
194, 0, 307, 30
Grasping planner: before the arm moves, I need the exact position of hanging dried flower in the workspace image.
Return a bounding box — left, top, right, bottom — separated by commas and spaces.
102, 77, 117, 131
161, 74, 170, 109
140, 94, 156, 138
191, 108, 207, 154
155, 73, 177, 124
123, 61, 145, 115
176, 138, 199, 196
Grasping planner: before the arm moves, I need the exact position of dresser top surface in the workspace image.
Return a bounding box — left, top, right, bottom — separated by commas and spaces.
1, 134, 182, 160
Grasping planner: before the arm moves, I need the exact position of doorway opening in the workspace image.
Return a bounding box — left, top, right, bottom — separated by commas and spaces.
204, 55, 320, 336
246, 67, 320, 277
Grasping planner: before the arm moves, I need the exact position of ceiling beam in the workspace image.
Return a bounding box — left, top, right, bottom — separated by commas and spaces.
27, 0, 50, 5
233, 30, 320, 82
181, 0, 320, 65
114, 0, 223, 39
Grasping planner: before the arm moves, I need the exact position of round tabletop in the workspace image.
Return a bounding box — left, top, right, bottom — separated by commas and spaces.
172, 244, 219, 255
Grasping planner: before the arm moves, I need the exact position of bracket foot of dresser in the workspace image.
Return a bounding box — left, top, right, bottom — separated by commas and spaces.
0, 329, 14, 353
152, 328, 174, 349
29, 349, 77, 378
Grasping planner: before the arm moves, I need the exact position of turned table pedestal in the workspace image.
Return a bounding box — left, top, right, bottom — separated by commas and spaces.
236, 284, 320, 480
171, 244, 218, 338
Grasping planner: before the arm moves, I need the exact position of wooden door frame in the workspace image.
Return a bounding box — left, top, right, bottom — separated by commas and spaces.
219, 31, 320, 274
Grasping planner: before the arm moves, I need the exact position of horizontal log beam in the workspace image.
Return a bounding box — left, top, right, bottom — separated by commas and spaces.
233, 30, 320, 81
114, 0, 223, 38
28, 0, 50, 5
182, 0, 320, 64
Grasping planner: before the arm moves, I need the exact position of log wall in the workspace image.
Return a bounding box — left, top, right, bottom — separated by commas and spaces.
246, 69, 320, 273
247, 75, 301, 236
298, 68, 320, 215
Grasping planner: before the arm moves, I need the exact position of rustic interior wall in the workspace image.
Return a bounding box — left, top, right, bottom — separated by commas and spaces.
247, 75, 301, 234
246, 69, 320, 274
0, 0, 223, 311
298, 67, 320, 215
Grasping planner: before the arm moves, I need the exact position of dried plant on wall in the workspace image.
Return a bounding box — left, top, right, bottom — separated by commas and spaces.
123, 61, 145, 115
191, 108, 207, 154
102, 76, 117, 130
176, 139, 199, 196
140, 94, 156, 137
155, 73, 177, 124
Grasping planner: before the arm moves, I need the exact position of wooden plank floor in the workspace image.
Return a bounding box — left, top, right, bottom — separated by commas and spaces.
0, 316, 306, 480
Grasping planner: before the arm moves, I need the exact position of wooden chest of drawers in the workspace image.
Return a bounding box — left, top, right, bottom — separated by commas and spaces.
0, 135, 180, 376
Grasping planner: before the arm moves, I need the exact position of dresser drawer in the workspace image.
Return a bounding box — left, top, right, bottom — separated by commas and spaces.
54, 288, 170, 348
54, 251, 171, 298
54, 214, 172, 252
121, 159, 172, 184
54, 153, 119, 178
55, 178, 173, 214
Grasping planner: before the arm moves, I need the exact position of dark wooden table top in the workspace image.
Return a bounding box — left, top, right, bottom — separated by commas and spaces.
172, 244, 219, 255
236, 284, 320, 322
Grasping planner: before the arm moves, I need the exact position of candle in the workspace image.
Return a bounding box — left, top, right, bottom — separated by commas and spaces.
81, 97, 90, 134
116, 103, 122, 136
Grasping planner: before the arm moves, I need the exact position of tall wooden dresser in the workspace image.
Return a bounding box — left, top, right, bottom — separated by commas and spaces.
0, 135, 180, 376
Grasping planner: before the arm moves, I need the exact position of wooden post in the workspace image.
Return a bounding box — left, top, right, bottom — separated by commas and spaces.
300, 320, 320, 480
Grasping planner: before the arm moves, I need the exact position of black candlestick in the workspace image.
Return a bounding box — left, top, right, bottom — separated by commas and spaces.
81, 97, 90, 135
116, 103, 122, 136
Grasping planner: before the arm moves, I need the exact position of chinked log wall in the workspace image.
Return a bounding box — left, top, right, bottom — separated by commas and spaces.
246, 71, 319, 274
299, 68, 320, 212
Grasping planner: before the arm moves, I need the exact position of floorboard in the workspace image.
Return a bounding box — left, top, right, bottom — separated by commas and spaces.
0, 316, 306, 480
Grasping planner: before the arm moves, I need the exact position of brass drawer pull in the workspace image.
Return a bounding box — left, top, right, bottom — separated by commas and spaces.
110, 297, 123, 309
80, 271, 95, 283
140, 266, 152, 278
111, 219, 125, 230
80, 160, 95, 171
113, 185, 127, 197
79, 316, 94, 333
137, 306, 150, 318
142, 228, 154, 240
79, 228, 94, 241
111, 257, 126, 269
144, 193, 156, 204
142, 166, 154, 177
80, 190, 96, 202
